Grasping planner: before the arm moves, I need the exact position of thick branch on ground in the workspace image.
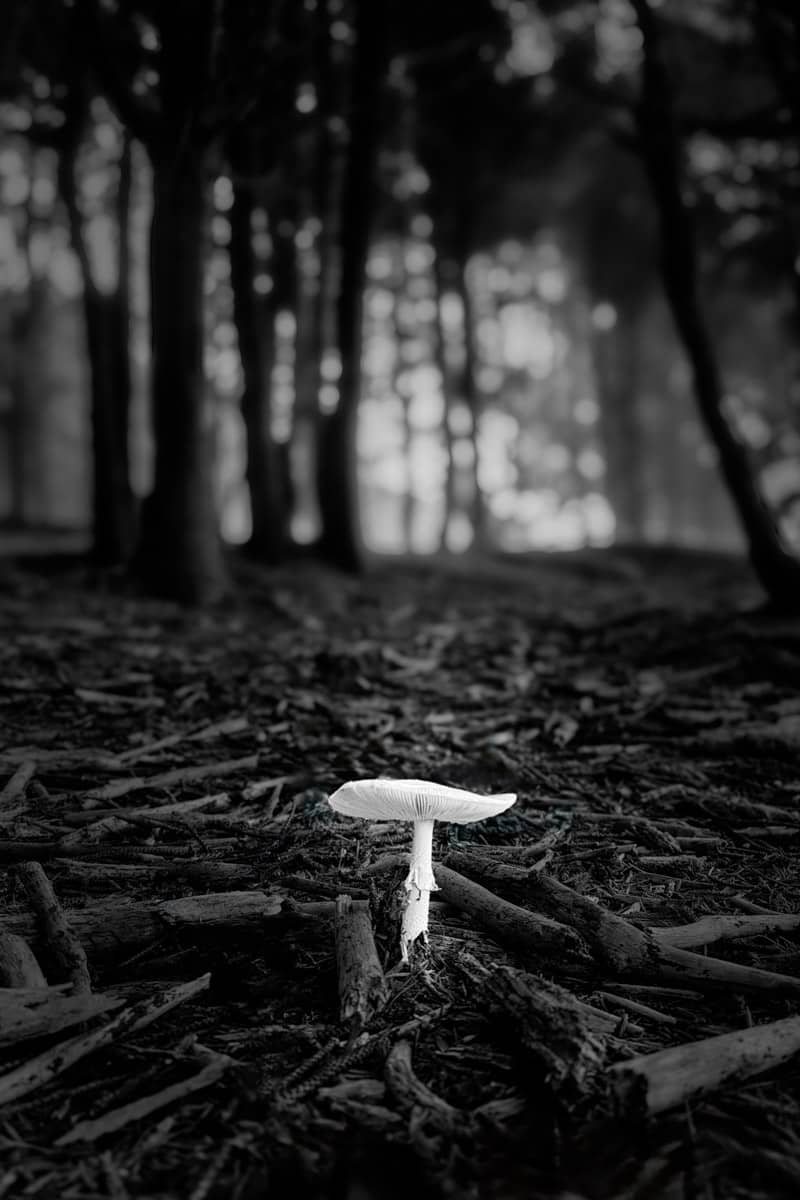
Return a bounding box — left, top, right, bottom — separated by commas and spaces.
384, 1039, 463, 1136
335, 895, 388, 1030
432, 863, 584, 961
56, 1041, 240, 1145
460, 958, 611, 1106
6, 891, 283, 963
81, 753, 259, 804
0, 989, 123, 1047
0, 761, 35, 813
16, 862, 92, 993
0, 932, 47, 988
523, 872, 800, 996
610, 1014, 800, 1116
0, 974, 210, 1107
651, 912, 800, 949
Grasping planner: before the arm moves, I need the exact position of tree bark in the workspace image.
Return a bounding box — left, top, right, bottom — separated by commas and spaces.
135, 145, 227, 602
59, 126, 136, 566
632, 0, 800, 609
317, 0, 385, 569
229, 173, 287, 562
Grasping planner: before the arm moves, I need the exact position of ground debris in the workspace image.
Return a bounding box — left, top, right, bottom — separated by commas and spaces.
1, 550, 799, 1198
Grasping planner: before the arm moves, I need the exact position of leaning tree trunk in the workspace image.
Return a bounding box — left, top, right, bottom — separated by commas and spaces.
229, 175, 287, 562
632, 0, 800, 610
135, 146, 228, 602
317, 0, 385, 569
59, 126, 136, 566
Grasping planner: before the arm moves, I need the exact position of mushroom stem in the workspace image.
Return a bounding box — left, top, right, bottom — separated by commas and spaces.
401, 819, 438, 960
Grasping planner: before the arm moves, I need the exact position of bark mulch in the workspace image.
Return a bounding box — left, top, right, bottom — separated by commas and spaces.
1, 547, 799, 1199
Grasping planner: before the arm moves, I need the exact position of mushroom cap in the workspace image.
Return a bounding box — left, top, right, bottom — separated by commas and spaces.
327, 778, 517, 825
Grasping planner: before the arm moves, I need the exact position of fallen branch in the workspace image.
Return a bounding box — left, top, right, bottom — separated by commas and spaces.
430, 863, 583, 961
610, 1013, 800, 1116
651, 912, 800, 950
520, 871, 800, 996
5, 891, 284, 962
0, 988, 123, 1046
384, 1040, 462, 1135
0, 761, 36, 811
115, 717, 250, 765
81, 754, 260, 804
335, 896, 387, 1030
56, 1041, 239, 1145
0, 974, 210, 1106
16, 862, 92, 993
0, 932, 48, 988
460, 959, 610, 1104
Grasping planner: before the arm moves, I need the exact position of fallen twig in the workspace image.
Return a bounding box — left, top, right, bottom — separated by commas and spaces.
384, 1040, 462, 1134
6, 891, 284, 963
610, 1013, 800, 1116
55, 1042, 239, 1145
0, 932, 48, 988
335, 895, 387, 1030
432, 863, 584, 961
16, 862, 92, 993
0, 989, 124, 1046
651, 912, 800, 949
0, 761, 36, 812
0, 974, 210, 1106
81, 754, 260, 804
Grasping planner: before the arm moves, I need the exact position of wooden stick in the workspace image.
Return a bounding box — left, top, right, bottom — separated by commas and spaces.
6, 891, 284, 962
0, 932, 48, 988
81, 754, 259, 804
334, 896, 387, 1029
115, 717, 249, 765
460, 959, 609, 1103
0, 761, 36, 810
16, 862, 92, 993
55, 1042, 238, 1145
521, 872, 800, 996
432, 864, 583, 960
0, 974, 210, 1106
0, 990, 124, 1047
610, 1014, 800, 1115
384, 1040, 461, 1134
651, 913, 800, 949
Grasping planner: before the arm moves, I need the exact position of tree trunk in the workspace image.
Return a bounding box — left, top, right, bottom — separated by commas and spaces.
432, 249, 457, 552
593, 302, 645, 543
633, 0, 800, 610
317, 0, 385, 569
58, 128, 136, 566
229, 177, 287, 562
135, 148, 227, 602
455, 244, 487, 549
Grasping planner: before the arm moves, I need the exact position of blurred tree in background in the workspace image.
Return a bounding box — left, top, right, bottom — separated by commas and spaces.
1, 0, 799, 606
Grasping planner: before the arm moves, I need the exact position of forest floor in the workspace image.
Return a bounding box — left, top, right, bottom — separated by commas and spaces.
2, 545, 800, 1200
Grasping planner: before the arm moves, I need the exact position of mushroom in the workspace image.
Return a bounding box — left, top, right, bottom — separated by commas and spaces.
327, 778, 517, 961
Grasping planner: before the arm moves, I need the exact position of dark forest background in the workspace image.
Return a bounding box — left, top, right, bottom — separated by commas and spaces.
1, 0, 799, 607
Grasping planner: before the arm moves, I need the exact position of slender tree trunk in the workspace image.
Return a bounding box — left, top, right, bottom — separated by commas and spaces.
59, 127, 136, 566
593, 302, 645, 543
633, 0, 800, 609
454, 245, 486, 549
317, 0, 385, 569
229, 177, 287, 562
432, 249, 457, 552
135, 146, 227, 602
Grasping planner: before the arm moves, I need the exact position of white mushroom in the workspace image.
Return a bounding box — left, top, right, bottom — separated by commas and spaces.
327, 778, 517, 961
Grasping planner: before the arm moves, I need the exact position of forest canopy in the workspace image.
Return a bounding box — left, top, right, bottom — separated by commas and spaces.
1, 0, 799, 605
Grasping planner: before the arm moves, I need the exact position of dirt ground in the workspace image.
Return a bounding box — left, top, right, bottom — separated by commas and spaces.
1, 546, 800, 1199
